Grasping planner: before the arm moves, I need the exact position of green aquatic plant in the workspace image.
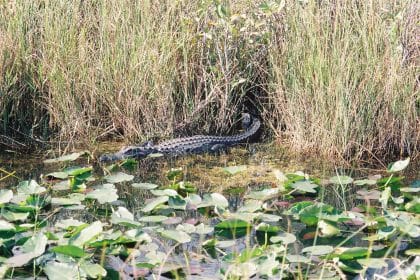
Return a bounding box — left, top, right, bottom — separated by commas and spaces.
0, 155, 418, 279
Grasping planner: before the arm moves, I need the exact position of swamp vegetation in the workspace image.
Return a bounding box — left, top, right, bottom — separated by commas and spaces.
0, 0, 419, 279
0, 0, 418, 160
0, 149, 418, 279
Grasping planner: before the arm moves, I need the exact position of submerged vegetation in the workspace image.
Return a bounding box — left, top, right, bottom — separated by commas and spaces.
0, 152, 418, 279
0, 0, 418, 160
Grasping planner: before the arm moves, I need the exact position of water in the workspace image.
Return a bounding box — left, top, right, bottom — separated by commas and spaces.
0, 142, 418, 279
1, 142, 417, 207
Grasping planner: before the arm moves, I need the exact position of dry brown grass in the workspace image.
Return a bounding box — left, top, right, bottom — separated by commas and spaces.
0, 0, 418, 161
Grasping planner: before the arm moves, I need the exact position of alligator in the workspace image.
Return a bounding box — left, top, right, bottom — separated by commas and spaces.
99, 113, 260, 162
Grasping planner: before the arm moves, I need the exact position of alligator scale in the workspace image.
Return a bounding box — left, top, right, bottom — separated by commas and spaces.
99, 113, 260, 162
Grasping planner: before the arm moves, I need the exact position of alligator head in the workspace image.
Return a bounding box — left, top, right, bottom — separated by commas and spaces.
99, 145, 155, 162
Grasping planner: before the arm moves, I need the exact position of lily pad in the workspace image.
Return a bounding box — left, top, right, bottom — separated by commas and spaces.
161, 230, 191, 243
43, 261, 79, 280
387, 158, 410, 173
0, 220, 15, 231
80, 262, 107, 278
329, 175, 353, 185
17, 180, 46, 195
270, 232, 296, 245
69, 221, 103, 246
51, 245, 88, 258
142, 196, 169, 212
52, 193, 85, 205
0, 190, 13, 204
86, 184, 118, 204
6, 233, 47, 267
104, 172, 134, 183
291, 180, 318, 193
111, 207, 141, 227
2, 210, 30, 222
215, 219, 251, 238
302, 245, 334, 256
246, 187, 281, 201
138, 216, 169, 223
132, 182, 159, 189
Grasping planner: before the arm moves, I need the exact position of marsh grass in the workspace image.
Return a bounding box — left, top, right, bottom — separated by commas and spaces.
266, 1, 419, 159
0, 0, 418, 160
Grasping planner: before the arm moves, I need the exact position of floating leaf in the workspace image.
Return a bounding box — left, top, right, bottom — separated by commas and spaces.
64, 166, 92, 176
176, 223, 196, 234
43, 261, 79, 280
270, 232, 296, 245
387, 158, 410, 173
70, 221, 103, 246
357, 258, 387, 269
318, 220, 340, 237
245, 188, 280, 201
51, 245, 88, 258
405, 249, 420, 256
302, 245, 334, 256
138, 216, 168, 223
6, 233, 47, 267
329, 175, 353, 185
142, 196, 169, 212
286, 254, 310, 263
56, 218, 86, 230
111, 207, 141, 227
150, 189, 178, 197
0, 220, 15, 231
168, 195, 187, 210
161, 230, 191, 243
86, 184, 118, 204
238, 199, 262, 213
259, 213, 282, 222
17, 180, 46, 195
291, 180, 318, 193
228, 262, 257, 278
215, 219, 251, 239
298, 204, 338, 226
195, 223, 214, 235
104, 172, 134, 183
132, 182, 158, 189
354, 179, 377, 186
356, 189, 381, 200
335, 247, 368, 260
80, 262, 107, 278
44, 151, 88, 163
2, 210, 29, 222
223, 165, 247, 175
257, 254, 279, 277
400, 187, 420, 193
0, 190, 13, 204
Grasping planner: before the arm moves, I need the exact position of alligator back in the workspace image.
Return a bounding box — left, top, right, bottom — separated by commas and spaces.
155, 116, 261, 154
99, 114, 260, 161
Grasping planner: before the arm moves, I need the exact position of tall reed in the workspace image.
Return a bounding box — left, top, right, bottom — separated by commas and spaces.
0, 0, 418, 160
266, 0, 418, 159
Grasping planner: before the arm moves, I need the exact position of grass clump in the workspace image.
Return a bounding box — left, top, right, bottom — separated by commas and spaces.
265, 1, 419, 159
0, 0, 418, 160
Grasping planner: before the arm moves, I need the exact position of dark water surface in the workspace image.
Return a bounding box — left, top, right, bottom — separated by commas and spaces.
0, 142, 417, 206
